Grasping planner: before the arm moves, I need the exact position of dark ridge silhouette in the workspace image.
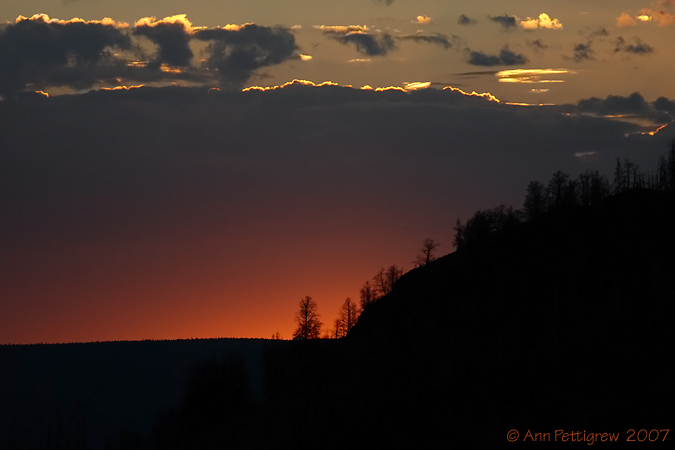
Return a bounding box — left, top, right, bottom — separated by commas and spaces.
344, 188, 675, 447
155, 189, 674, 449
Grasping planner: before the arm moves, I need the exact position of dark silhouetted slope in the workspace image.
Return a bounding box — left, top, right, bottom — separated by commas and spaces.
342, 188, 675, 448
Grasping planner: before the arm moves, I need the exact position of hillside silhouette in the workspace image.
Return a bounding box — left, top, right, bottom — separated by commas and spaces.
342, 188, 675, 447
2, 189, 673, 449
152, 188, 674, 449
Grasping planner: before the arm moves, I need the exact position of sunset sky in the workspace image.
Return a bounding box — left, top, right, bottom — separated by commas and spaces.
2, 0, 675, 343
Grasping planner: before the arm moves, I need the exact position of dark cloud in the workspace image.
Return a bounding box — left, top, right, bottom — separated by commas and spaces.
587, 28, 610, 39
134, 22, 193, 68
467, 47, 528, 66
194, 25, 297, 88
577, 92, 673, 123
571, 42, 594, 62
326, 32, 396, 56
372, 0, 394, 5
458, 14, 477, 26
490, 15, 518, 30
614, 36, 654, 55
397, 33, 461, 50
526, 39, 548, 52
655, 97, 675, 114
578, 92, 647, 114
0, 15, 131, 97
0, 15, 298, 95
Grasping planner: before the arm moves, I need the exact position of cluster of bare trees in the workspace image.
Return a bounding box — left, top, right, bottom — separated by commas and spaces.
287, 239, 442, 340
614, 142, 675, 194
453, 204, 521, 249
454, 140, 675, 250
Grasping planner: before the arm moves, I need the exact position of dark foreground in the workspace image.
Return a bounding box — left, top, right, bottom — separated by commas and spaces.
2, 189, 674, 449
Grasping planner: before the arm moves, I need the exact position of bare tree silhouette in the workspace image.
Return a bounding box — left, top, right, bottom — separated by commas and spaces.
373, 265, 403, 296
523, 180, 546, 220
336, 297, 359, 338
413, 238, 440, 267
359, 280, 377, 310
292, 296, 322, 340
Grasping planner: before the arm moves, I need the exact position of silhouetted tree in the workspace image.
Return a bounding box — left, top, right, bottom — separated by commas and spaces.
578, 170, 608, 206
562, 178, 578, 207
331, 319, 343, 339
336, 297, 359, 338
271, 332, 282, 340
359, 280, 377, 310
614, 158, 626, 193
453, 217, 466, 249
293, 296, 322, 340
547, 170, 569, 208
523, 180, 546, 220
373, 265, 403, 296
414, 238, 440, 267
657, 140, 675, 192
457, 205, 520, 246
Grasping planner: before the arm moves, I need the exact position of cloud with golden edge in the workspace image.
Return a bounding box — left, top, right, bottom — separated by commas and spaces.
35, 90, 49, 97
134, 14, 204, 33
413, 15, 431, 25
442, 86, 501, 103
496, 68, 575, 83
520, 13, 563, 30
617, 12, 637, 27
403, 81, 431, 90
300, 54, 313, 61
243, 79, 497, 96
313, 25, 370, 33
15, 13, 129, 28
160, 64, 183, 73
101, 84, 145, 91
371, 86, 406, 92
504, 102, 556, 107
242, 79, 340, 92
348, 58, 372, 63
639, 8, 675, 25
